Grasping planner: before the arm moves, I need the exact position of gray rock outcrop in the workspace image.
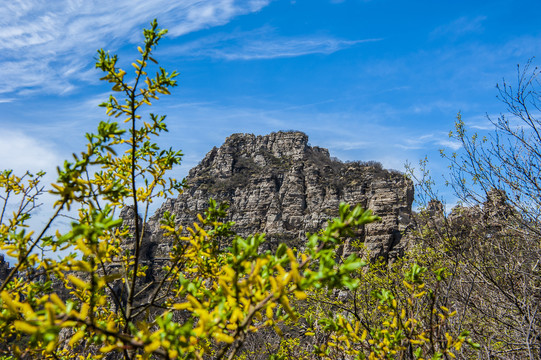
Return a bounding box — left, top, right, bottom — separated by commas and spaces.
0, 255, 12, 284
146, 131, 414, 259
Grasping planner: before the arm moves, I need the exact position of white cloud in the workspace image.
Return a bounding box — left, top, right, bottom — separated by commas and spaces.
170, 27, 381, 60
0, 130, 62, 176
0, 0, 271, 95
0, 128, 77, 261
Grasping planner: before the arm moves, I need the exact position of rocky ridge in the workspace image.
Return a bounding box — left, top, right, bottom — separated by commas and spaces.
144, 131, 414, 260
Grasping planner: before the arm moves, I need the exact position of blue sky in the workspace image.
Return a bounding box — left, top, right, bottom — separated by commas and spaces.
1, 0, 540, 208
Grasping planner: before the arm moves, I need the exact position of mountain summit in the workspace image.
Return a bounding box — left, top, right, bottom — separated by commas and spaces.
145, 131, 413, 260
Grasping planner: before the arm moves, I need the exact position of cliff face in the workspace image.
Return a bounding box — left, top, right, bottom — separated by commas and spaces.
0, 255, 12, 284
146, 131, 414, 259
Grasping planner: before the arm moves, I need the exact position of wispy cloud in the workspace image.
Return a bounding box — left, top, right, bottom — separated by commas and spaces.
436, 138, 462, 151
170, 27, 380, 60
324, 140, 373, 151
0, 0, 271, 95
395, 132, 461, 151
409, 100, 460, 114
464, 114, 495, 130
330, 0, 372, 3
430, 15, 487, 40
166, 0, 271, 37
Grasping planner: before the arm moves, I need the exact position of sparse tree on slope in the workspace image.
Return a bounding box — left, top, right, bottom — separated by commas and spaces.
407, 60, 541, 359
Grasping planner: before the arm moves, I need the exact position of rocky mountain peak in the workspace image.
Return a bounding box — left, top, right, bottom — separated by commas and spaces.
192, 131, 310, 179
147, 131, 414, 260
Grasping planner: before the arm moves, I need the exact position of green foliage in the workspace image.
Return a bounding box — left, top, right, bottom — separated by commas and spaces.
0, 20, 388, 360
274, 253, 479, 360
0, 19, 492, 360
